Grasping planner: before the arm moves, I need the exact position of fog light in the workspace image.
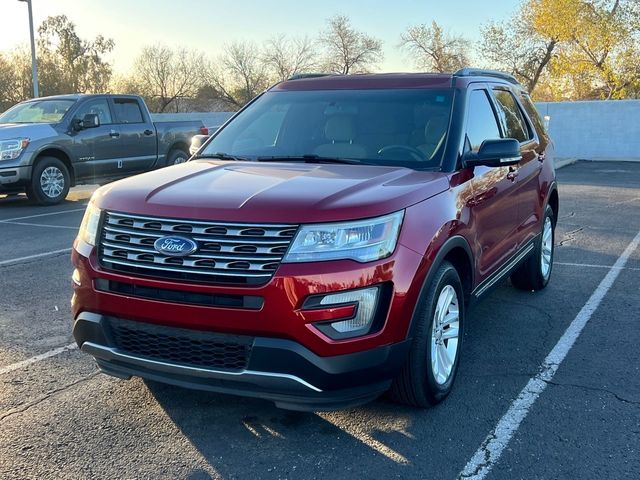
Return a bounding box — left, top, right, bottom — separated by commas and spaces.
306, 286, 381, 339
72, 268, 81, 286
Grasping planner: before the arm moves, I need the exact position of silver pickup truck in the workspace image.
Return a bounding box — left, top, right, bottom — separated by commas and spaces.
0, 94, 206, 205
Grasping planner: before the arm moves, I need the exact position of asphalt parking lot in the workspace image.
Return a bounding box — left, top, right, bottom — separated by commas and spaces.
0, 161, 638, 480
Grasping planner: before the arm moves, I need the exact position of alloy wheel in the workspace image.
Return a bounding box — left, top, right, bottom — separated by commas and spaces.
430, 284, 460, 385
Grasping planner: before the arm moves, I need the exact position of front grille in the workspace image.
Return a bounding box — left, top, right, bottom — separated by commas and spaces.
108, 318, 254, 371
98, 211, 298, 285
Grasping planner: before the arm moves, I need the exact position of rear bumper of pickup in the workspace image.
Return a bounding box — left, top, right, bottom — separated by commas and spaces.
73, 311, 411, 411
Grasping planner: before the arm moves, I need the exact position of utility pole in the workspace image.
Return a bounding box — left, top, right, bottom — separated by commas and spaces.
18, 0, 39, 98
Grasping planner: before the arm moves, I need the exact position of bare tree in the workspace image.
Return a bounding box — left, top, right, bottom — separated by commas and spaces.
319, 15, 383, 74
203, 41, 271, 109
262, 35, 318, 81
133, 45, 203, 112
400, 21, 470, 72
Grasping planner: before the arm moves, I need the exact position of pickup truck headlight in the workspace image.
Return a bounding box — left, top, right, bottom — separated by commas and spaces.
283, 211, 404, 263
0, 138, 29, 161
78, 202, 102, 246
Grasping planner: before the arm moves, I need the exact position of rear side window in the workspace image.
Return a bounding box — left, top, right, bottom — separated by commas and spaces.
493, 89, 531, 142
519, 93, 546, 136
466, 90, 501, 152
74, 99, 112, 125
113, 98, 144, 124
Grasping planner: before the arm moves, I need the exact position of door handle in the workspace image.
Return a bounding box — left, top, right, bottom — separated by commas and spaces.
109, 129, 120, 138
537, 152, 545, 163
143, 129, 154, 136
507, 166, 518, 181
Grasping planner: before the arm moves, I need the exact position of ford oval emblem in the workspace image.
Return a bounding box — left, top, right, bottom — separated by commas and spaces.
154, 236, 198, 257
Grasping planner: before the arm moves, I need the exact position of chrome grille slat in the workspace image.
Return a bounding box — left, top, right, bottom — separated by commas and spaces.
101, 241, 283, 261
98, 211, 298, 284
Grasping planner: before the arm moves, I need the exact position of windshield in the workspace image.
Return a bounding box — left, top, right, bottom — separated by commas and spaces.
202, 89, 454, 169
0, 99, 76, 124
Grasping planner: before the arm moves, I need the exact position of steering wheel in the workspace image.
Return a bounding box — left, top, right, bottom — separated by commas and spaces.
377, 145, 426, 162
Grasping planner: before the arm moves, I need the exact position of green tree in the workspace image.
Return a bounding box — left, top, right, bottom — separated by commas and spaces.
37, 15, 114, 94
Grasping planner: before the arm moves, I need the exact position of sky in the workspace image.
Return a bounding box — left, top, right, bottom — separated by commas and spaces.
1, 0, 522, 73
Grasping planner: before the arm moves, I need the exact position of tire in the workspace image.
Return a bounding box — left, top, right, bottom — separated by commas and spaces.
511, 205, 555, 291
389, 261, 465, 407
26, 157, 71, 206
166, 149, 189, 166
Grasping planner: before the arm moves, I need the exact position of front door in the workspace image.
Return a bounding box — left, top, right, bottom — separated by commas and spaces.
70, 97, 121, 181
464, 87, 519, 283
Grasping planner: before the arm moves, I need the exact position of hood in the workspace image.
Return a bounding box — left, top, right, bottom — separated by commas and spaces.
94, 160, 450, 223
0, 123, 58, 142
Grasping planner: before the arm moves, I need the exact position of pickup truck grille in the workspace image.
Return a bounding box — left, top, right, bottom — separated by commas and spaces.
98, 211, 298, 285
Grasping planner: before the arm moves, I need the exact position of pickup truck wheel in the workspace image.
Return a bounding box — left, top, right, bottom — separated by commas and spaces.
511, 205, 555, 291
166, 149, 189, 166
26, 157, 71, 206
389, 261, 464, 407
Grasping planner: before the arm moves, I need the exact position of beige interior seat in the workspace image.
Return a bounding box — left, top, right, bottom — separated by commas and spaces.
314, 115, 367, 159
417, 114, 448, 159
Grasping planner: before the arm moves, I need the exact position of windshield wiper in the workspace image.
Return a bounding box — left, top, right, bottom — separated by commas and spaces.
193, 152, 252, 162
255, 154, 365, 165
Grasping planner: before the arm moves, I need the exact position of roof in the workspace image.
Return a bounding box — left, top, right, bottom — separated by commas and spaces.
273, 70, 522, 91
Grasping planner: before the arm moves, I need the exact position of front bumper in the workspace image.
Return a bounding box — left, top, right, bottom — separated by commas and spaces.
73, 311, 411, 411
0, 165, 31, 191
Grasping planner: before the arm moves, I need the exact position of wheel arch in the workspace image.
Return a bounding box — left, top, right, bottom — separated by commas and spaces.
33, 148, 75, 187
406, 235, 474, 339
547, 184, 559, 225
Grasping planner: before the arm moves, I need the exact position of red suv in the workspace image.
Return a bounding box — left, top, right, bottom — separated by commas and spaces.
72, 69, 558, 411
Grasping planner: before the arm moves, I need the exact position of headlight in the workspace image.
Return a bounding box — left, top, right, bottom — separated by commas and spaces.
0, 138, 29, 161
78, 201, 102, 246
283, 211, 404, 263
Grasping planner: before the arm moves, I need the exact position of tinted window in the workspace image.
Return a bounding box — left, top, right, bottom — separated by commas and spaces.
519, 93, 545, 137
466, 90, 501, 152
74, 99, 112, 125
202, 89, 454, 170
113, 98, 144, 124
0, 99, 75, 124
493, 89, 531, 142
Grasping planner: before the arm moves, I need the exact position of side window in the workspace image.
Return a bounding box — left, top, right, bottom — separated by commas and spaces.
74, 99, 112, 125
112, 98, 144, 124
493, 89, 531, 142
519, 93, 546, 137
466, 90, 502, 152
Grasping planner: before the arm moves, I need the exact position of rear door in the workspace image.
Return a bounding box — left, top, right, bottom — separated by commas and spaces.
491, 87, 542, 249
110, 97, 157, 173
464, 87, 519, 282
70, 97, 121, 181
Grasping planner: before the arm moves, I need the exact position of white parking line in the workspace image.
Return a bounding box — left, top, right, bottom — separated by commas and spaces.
0, 248, 72, 267
459, 229, 640, 480
2, 221, 78, 230
0, 343, 78, 376
555, 261, 640, 271
0, 206, 86, 223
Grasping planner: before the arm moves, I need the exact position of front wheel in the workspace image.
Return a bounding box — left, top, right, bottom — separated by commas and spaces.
26, 157, 71, 206
511, 205, 555, 291
389, 261, 464, 407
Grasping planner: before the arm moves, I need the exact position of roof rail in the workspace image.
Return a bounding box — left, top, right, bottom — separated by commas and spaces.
453, 68, 519, 85
287, 73, 337, 81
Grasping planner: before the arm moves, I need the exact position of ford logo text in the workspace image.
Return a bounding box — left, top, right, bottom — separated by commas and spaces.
154, 236, 198, 257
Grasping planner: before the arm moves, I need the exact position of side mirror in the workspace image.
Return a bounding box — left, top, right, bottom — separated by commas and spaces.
463, 139, 521, 168
189, 134, 209, 156
82, 113, 100, 129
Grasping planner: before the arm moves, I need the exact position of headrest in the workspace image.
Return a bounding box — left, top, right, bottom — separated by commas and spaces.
424, 114, 448, 143
325, 115, 356, 142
